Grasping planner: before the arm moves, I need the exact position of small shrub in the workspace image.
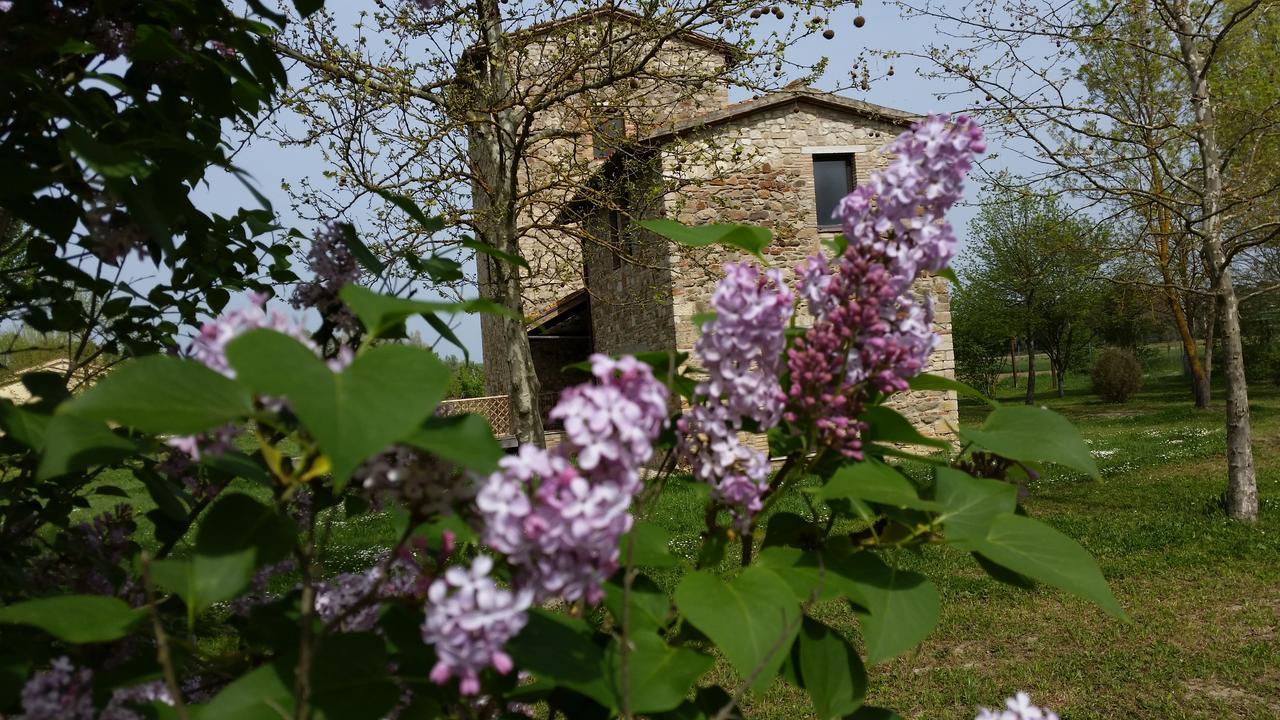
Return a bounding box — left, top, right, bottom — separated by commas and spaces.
1091, 347, 1145, 402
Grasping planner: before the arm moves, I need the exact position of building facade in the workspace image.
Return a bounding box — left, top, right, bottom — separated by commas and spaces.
479, 12, 958, 440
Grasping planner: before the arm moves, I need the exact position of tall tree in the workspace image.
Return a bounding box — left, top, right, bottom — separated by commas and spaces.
961, 188, 1100, 404
897, 0, 1278, 520
271, 2, 862, 444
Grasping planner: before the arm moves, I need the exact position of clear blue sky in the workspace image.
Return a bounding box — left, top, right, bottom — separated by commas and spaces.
195, 1, 1001, 360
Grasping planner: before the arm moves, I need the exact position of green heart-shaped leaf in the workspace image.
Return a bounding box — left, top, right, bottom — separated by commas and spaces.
675, 567, 800, 693
225, 330, 448, 486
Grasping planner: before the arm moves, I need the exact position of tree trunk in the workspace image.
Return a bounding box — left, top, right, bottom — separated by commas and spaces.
1174, 8, 1257, 521
469, 0, 545, 446
1024, 336, 1036, 404
1204, 293, 1217, 386
1162, 277, 1210, 407
1216, 281, 1257, 520
1010, 337, 1018, 388
1145, 119, 1210, 409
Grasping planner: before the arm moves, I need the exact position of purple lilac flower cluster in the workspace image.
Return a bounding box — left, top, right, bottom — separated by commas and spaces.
785, 114, 984, 459
187, 292, 312, 378
975, 693, 1060, 720
17, 657, 94, 720
100, 681, 174, 720
421, 555, 532, 696
677, 263, 792, 531
227, 558, 298, 616
28, 505, 138, 601
475, 354, 667, 607
695, 263, 793, 427
17, 658, 175, 720
438, 354, 664, 694
163, 423, 237, 464
156, 445, 227, 501
173, 293, 353, 461
315, 552, 430, 632
290, 221, 363, 334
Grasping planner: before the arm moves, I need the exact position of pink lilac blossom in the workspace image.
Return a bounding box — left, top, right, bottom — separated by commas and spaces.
676, 262, 791, 530
18, 659, 177, 720
173, 294, 351, 459
163, 423, 237, 463
974, 693, 1060, 720
587, 353, 670, 441
421, 555, 532, 696
549, 353, 669, 481
795, 253, 835, 317
476, 354, 667, 603
187, 292, 311, 378
785, 114, 983, 458
475, 445, 631, 604
676, 402, 771, 532
694, 263, 793, 428
157, 445, 227, 501
835, 113, 985, 290
100, 681, 174, 720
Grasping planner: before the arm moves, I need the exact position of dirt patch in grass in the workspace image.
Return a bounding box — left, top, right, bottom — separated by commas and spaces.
1183, 676, 1280, 717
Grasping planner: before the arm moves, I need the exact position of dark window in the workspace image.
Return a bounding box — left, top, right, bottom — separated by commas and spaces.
812, 154, 855, 229
593, 111, 626, 159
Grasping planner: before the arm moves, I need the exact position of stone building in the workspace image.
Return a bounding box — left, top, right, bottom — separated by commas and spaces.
479, 10, 958, 441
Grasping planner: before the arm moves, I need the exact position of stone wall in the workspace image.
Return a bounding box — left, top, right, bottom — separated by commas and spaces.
512, 23, 732, 316
582, 217, 678, 360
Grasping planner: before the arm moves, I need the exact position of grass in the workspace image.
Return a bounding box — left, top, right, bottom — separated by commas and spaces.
71, 356, 1280, 719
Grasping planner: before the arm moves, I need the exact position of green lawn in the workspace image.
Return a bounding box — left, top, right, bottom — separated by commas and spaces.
76, 359, 1280, 718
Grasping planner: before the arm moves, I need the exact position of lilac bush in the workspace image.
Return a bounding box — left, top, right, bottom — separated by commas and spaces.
2, 112, 1121, 720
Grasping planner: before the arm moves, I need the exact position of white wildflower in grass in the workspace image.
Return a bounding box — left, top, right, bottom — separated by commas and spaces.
975, 692, 1059, 720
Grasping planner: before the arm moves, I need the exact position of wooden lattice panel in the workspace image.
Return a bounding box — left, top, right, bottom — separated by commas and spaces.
437, 394, 515, 438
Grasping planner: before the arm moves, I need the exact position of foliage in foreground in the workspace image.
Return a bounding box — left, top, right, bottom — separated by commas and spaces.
0, 106, 1118, 720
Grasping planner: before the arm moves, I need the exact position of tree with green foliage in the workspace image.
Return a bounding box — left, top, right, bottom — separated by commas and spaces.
0, 0, 318, 399
961, 187, 1103, 402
